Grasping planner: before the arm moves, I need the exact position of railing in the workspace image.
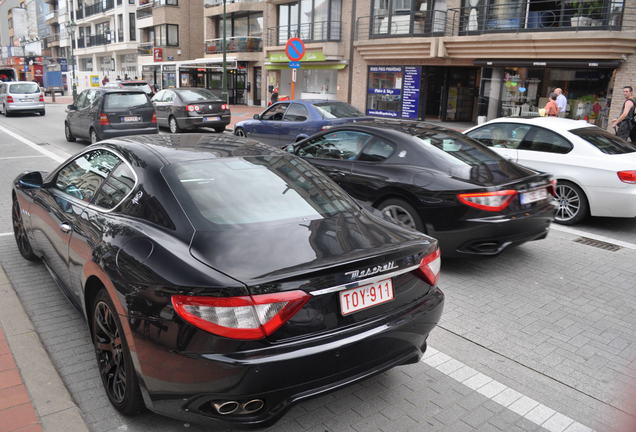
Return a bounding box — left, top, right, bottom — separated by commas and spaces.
204, 0, 261, 7
45, 10, 58, 21
75, 8, 84, 19
356, 12, 448, 40
82, 0, 115, 19
205, 36, 262, 54
77, 39, 85, 48
87, 33, 112, 47
266, 21, 341, 46
137, 7, 153, 19
138, 41, 153, 55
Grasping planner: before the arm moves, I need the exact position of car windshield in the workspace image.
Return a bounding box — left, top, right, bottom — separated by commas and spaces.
121, 83, 152, 93
165, 156, 359, 227
9, 83, 39, 94
570, 127, 636, 154
313, 102, 364, 119
412, 130, 530, 184
178, 89, 222, 103
104, 93, 149, 109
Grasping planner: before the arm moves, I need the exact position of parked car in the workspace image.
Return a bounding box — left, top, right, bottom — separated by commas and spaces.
234, 100, 373, 146
0, 81, 45, 116
287, 120, 557, 256
11, 134, 444, 428
151, 87, 230, 133
464, 117, 636, 225
65, 87, 157, 144
119, 80, 155, 97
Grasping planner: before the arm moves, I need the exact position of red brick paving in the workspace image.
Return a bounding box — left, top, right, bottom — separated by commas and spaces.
0, 328, 42, 432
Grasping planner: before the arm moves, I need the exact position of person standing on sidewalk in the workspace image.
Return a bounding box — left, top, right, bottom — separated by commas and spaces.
555, 88, 567, 117
544, 93, 559, 117
612, 86, 636, 141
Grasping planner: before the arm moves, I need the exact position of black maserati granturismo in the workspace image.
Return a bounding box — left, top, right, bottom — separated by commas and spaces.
11, 134, 444, 428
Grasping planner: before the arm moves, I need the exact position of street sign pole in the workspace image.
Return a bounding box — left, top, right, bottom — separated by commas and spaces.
291, 68, 297, 100
285, 38, 305, 102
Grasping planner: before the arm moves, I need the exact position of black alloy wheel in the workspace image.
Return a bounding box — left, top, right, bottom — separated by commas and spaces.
377, 198, 424, 232
234, 127, 246, 137
92, 290, 144, 415
65, 122, 76, 142
12, 198, 38, 261
554, 180, 588, 225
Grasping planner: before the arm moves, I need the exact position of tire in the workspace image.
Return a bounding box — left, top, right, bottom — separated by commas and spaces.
65, 122, 76, 142
234, 127, 246, 137
554, 180, 588, 225
39, 109, 45, 116
4, 105, 11, 117
90, 128, 100, 144
12, 198, 38, 261
92, 289, 145, 415
377, 198, 424, 232
168, 116, 180, 134
214, 126, 225, 133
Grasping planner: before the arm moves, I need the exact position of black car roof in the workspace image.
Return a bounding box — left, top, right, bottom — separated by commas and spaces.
110, 134, 286, 165
334, 119, 463, 137
95, 87, 146, 94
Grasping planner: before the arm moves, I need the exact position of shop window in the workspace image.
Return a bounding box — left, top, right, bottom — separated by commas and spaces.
518, 127, 573, 154
366, 66, 403, 117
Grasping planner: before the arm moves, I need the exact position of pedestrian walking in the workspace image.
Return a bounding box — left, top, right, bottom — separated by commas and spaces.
554, 88, 567, 117
544, 93, 559, 117
101, 75, 109, 86
612, 86, 636, 141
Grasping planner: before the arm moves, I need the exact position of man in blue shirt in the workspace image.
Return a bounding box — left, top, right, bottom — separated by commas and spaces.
555, 88, 567, 118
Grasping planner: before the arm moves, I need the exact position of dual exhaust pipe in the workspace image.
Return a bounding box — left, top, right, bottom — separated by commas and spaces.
212, 399, 264, 415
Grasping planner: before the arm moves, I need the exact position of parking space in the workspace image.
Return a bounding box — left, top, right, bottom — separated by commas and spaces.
0, 124, 634, 432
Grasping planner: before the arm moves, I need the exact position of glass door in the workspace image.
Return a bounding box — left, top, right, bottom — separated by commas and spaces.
254, 67, 261, 106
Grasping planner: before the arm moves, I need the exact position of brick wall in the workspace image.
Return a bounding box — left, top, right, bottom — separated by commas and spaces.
607, 53, 636, 129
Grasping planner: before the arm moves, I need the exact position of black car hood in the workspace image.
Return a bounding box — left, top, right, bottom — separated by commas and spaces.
189, 210, 431, 286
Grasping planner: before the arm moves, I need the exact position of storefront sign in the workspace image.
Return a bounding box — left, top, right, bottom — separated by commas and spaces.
401, 66, 421, 120
90, 75, 100, 87
367, 109, 399, 117
369, 66, 402, 73
368, 88, 401, 95
289, 61, 301, 68
153, 48, 163, 62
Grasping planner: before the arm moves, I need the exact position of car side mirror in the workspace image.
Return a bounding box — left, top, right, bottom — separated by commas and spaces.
17, 171, 43, 189
253, 114, 260, 120
67, 104, 76, 111
284, 144, 295, 153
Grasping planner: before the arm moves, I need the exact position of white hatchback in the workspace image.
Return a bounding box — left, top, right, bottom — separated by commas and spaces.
464, 117, 636, 225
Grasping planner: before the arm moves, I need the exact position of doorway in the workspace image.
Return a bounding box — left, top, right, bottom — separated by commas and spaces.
423, 67, 479, 122
254, 67, 261, 106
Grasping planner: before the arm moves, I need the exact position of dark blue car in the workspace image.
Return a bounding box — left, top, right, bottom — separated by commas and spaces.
234, 100, 372, 146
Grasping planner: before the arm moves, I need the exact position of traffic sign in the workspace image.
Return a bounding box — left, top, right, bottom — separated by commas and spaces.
288, 61, 301, 69
285, 38, 305, 62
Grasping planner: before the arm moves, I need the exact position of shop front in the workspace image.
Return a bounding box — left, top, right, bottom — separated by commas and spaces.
476, 60, 618, 128
365, 65, 479, 122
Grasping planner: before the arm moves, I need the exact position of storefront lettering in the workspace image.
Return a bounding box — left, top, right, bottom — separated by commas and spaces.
401, 66, 421, 120
367, 109, 399, 117
368, 88, 401, 95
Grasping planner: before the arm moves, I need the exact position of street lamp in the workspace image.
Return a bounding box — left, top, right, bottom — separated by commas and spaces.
65, 20, 78, 102
221, 0, 228, 105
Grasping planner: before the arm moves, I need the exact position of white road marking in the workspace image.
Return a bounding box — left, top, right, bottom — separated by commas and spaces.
551, 224, 636, 250
0, 155, 50, 160
424, 347, 595, 432
0, 124, 69, 163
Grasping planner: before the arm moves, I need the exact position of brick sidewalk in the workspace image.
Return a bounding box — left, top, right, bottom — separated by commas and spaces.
0, 326, 42, 432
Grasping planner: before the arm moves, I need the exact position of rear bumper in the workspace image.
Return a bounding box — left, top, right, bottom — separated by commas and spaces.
428, 200, 557, 256
100, 126, 158, 139
6, 103, 45, 112
130, 287, 444, 428
178, 114, 231, 130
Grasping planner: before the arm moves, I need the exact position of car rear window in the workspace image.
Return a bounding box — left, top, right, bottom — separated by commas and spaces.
121, 83, 152, 93
178, 89, 222, 103
103, 93, 149, 109
313, 102, 364, 119
9, 83, 39, 94
569, 127, 636, 154
413, 130, 531, 184
164, 156, 358, 227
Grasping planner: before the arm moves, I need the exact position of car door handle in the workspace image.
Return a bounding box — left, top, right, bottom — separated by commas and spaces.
59, 223, 72, 233
328, 171, 346, 178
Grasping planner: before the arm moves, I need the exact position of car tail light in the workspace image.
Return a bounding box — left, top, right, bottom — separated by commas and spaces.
457, 189, 517, 211
171, 290, 311, 340
6, 95, 13, 103
151, 112, 157, 123
549, 179, 557, 197
39, 93, 44, 102
221, 104, 229, 110
418, 248, 441, 286
99, 113, 109, 125
617, 171, 636, 184
186, 104, 200, 112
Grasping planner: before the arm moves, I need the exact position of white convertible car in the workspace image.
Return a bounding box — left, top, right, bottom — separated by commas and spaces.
464, 117, 636, 225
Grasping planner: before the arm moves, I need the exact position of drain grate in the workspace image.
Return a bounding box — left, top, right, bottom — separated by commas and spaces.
574, 237, 622, 252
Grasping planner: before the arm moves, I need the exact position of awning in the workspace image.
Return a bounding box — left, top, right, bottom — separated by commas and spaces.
473, 59, 622, 69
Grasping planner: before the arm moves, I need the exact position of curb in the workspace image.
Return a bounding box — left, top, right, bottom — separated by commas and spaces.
0, 265, 90, 432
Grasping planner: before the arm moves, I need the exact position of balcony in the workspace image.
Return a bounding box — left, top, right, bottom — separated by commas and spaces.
137, 7, 153, 19
45, 9, 58, 23
267, 21, 341, 46
87, 33, 112, 47
82, 0, 115, 19
75, 8, 84, 20
204, 0, 260, 6
138, 41, 153, 55
356, 12, 448, 40
205, 36, 262, 54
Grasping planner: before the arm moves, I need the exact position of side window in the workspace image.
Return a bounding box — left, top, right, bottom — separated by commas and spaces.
260, 103, 289, 121
297, 131, 372, 160
54, 149, 120, 203
520, 127, 573, 154
93, 162, 136, 210
85, 90, 97, 107
283, 103, 309, 122
152, 90, 165, 102
164, 91, 175, 103
359, 137, 395, 162
75, 90, 88, 109
466, 123, 531, 149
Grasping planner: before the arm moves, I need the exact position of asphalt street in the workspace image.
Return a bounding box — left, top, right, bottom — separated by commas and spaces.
0, 105, 635, 432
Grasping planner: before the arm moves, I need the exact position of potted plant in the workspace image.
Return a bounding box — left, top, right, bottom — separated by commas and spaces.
568, 0, 593, 27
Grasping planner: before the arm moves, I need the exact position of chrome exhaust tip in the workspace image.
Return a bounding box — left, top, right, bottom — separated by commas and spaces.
213, 400, 240, 415
242, 399, 264, 414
